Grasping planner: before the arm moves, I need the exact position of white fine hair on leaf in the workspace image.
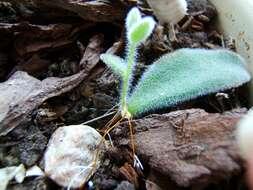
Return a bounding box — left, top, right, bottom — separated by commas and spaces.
127, 16, 156, 45
100, 54, 127, 78
236, 109, 253, 160
127, 48, 250, 116
126, 7, 142, 31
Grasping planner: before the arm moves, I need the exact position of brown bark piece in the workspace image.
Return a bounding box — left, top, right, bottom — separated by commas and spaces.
0, 70, 86, 136
0, 32, 104, 135
116, 109, 246, 188
0, 23, 85, 76
13, 24, 74, 56
3, 0, 128, 22
38, 0, 127, 22
80, 34, 104, 69
119, 162, 139, 188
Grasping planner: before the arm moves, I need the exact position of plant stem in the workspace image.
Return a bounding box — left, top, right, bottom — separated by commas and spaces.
121, 42, 136, 116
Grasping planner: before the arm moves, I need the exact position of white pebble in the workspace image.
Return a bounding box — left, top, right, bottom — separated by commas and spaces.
236, 109, 253, 160
146, 0, 188, 24
44, 125, 104, 189
0, 164, 25, 190
26, 165, 44, 177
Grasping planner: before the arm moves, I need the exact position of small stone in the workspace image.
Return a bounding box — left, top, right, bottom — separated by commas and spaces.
44, 125, 104, 189
146, 0, 187, 24
114, 181, 135, 190
26, 165, 44, 177
0, 164, 25, 190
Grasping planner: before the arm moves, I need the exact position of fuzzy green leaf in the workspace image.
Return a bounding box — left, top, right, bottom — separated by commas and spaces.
100, 54, 127, 78
128, 17, 155, 45
126, 7, 141, 30
127, 48, 251, 116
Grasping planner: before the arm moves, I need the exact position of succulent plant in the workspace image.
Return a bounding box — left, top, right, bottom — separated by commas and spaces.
100, 7, 251, 118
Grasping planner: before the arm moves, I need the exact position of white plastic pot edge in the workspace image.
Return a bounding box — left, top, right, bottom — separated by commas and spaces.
209, 0, 253, 102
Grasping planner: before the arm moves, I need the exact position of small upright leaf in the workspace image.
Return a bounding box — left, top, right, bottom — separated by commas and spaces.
126, 7, 141, 30
100, 54, 127, 78
128, 17, 156, 44
127, 48, 251, 116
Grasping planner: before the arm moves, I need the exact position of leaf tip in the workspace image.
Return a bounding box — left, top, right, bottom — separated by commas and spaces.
128, 16, 156, 44
126, 7, 142, 30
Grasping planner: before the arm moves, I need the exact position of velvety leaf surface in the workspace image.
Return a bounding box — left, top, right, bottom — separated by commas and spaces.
100, 54, 127, 78
126, 7, 141, 30
128, 17, 155, 44
127, 48, 251, 116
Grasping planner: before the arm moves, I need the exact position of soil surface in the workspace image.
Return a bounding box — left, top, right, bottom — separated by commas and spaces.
0, 0, 250, 190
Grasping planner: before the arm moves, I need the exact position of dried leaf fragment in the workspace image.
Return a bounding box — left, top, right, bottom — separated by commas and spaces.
0, 70, 88, 136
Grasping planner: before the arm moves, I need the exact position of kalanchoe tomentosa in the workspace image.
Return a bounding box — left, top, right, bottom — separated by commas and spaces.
100, 7, 251, 118
101, 7, 156, 117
